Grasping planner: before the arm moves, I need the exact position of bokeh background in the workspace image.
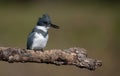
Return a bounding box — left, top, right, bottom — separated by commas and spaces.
0, 0, 120, 76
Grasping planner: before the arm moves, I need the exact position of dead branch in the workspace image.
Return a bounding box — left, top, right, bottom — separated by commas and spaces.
0, 47, 102, 71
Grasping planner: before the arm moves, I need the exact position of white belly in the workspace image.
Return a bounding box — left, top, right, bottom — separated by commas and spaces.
31, 32, 48, 50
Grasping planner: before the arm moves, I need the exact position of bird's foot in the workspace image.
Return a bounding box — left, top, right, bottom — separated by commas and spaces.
34, 49, 44, 52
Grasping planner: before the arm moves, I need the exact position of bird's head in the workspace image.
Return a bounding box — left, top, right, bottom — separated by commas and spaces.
37, 14, 59, 29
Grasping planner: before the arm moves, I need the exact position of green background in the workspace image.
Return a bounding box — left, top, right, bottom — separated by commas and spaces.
0, 0, 120, 76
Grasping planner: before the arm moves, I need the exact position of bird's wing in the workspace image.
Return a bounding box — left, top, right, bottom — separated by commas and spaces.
27, 32, 35, 49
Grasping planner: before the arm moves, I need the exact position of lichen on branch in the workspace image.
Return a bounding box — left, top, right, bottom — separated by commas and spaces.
0, 47, 102, 71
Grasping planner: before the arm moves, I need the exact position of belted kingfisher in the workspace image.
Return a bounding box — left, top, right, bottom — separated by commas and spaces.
27, 14, 59, 51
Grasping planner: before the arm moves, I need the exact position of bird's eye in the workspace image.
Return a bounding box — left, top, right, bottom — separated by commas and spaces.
43, 22, 48, 24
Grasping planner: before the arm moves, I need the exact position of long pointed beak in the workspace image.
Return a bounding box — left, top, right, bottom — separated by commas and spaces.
50, 23, 60, 29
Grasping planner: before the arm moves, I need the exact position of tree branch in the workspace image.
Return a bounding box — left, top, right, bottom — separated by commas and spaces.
0, 47, 102, 71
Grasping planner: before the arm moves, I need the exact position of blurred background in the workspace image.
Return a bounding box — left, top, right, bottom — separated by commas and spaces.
0, 0, 120, 76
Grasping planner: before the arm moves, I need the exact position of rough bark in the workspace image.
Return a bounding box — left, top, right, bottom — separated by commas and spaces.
0, 47, 102, 71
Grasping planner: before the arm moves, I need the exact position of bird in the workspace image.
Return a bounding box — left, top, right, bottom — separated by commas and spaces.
27, 14, 59, 51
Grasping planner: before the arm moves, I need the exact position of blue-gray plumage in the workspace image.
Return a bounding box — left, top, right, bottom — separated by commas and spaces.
27, 14, 59, 51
